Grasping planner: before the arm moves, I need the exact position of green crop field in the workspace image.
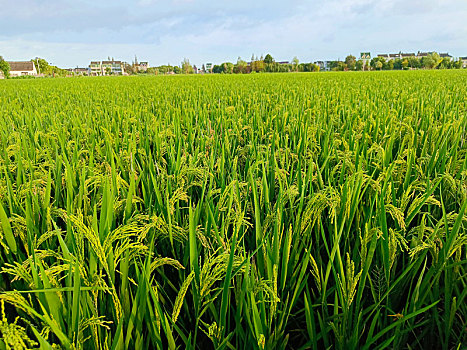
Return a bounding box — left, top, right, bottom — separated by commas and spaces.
0, 71, 466, 349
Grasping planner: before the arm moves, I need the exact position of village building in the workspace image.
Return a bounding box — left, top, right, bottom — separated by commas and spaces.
137, 61, 148, 72
89, 61, 102, 76
101, 60, 124, 75
359, 52, 371, 68
66, 67, 89, 76
314, 61, 333, 71
461, 57, 467, 68
7, 61, 38, 77
88, 60, 126, 76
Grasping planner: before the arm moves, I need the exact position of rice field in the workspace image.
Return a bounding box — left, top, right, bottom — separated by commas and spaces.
0, 71, 466, 349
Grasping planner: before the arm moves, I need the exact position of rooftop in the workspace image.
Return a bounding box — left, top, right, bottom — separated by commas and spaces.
7, 61, 35, 71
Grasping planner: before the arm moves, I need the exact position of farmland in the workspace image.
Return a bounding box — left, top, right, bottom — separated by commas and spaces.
0, 71, 466, 349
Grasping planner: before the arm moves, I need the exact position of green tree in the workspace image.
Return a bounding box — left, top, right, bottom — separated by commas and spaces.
408, 56, 420, 69
181, 58, 194, 74
402, 59, 409, 70
32, 58, 51, 75
234, 57, 248, 74
345, 55, 356, 70
356, 60, 363, 71
264, 54, 273, 64
0, 56, 10, 78
376, 61, 383, 70
393, 59, 402, 70
221, 62, 234, 74
212, 65, 222, 74
453, 58, 463, 69
292, 57, 299, 72
422, 52, 441, 69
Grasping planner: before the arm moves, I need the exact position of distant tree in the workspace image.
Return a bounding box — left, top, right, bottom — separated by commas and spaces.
388, 60, 394, 70
370, 57, 386, 70
453, 58, 463, 69
33, 58, 51, 75
402, 59, 409, 70
264, 54, 274, 64
212, 65, 222, 74
202, 64, 206, 73
408, 56, 420, 69
105, 67, 111, 75
181, 58, 194, 74
234, 57, 248, 74
251, 55, 265, 72
422, 52, 441, 69
356, 60, 364, 71
147, 67, 157, 75
0, 56, 10, 78
222, 62, 234, 74
173, 66, 181, 74
292, 56, 299, 72
438, 57, 452, 69
345, 55, 356, 70
123, 62, 134, 74
330, 61, 347, 71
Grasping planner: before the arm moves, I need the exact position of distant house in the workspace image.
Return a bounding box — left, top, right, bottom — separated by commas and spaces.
400, 53, 415, 59
461, 57, 467, 68
138, 62, 148, 72
314, 61, 325, 70
377, 54, 389, 61
314, 61, 333, 71
377, 52, 416, 61
7, 61, 38, 77
277, 61, 289, 65
74, 68, 89, 75
66, 67, 88, 76
102, 60, 124, 75
89, 60, 125, 76
89, 61, 102, 76
360, 52, 371, 60
416, 51, 431, 59
439, 53, 452, 59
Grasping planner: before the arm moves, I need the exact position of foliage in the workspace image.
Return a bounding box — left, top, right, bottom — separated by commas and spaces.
0, 57, 10, 78
345, 55, 356, 70
181, 58, 194, 74
0, 71, 466, 349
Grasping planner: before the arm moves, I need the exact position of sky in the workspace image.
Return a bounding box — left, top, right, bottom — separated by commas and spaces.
1, 0, 466, 68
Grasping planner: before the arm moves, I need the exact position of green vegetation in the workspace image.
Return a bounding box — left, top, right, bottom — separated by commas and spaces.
0, 57, 9, 78
0, 71, 466, 349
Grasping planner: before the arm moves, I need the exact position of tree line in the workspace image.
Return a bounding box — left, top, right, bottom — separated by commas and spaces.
337, 52, 463, 71
139, 55, 320, 75
1, 52, 464, 79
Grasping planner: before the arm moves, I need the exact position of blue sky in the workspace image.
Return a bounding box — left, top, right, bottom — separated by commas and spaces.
1, 0, 466, 68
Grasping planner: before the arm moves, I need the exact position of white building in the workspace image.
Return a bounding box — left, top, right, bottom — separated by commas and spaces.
88, 60, 126, 76
461, 57, 467, 68
7, 61, 38, 77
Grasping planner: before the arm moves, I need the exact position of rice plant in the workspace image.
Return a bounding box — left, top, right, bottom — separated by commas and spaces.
0, 70, 466, 349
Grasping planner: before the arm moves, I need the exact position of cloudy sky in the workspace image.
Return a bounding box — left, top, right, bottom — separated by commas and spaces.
1, 0, 466, 68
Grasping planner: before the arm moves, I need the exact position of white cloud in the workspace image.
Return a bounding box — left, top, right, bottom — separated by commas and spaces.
0, 0, 466, 67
